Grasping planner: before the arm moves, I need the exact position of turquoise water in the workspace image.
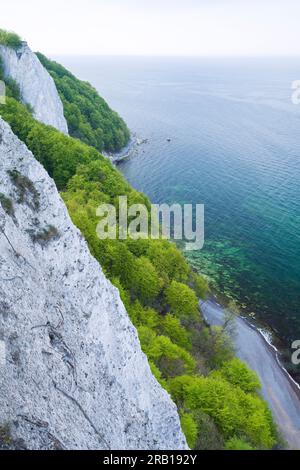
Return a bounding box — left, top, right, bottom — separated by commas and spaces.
58, 56, 300, 345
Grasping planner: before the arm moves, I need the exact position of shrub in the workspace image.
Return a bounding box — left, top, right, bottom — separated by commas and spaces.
225, 437, 253, 450
1, 99, 106, 189
28, 225, 59, 246
0, 58, 21, 101
0, 193, 14, 217
180, 413, 197, 449
0, 424, 12, 448
8, 169, 39, 210
0, 29, 22, 49
148, 360, 167, 388
6, 78, 21, 101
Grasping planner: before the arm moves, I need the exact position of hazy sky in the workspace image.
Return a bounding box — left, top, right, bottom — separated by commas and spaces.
1, 0, 300, 56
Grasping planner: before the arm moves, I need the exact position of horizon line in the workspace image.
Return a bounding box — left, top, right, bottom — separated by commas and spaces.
48, 53, 300, 59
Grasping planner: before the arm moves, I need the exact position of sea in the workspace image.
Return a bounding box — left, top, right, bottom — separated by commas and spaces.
56, 55, 300, 360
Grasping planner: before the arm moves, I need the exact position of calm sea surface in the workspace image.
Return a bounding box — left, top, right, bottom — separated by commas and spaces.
56, 56, 300, 344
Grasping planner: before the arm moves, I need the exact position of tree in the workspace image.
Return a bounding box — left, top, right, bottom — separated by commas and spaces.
131, 257, 162, 305
127, 300, 160, 330
190, 272, 209, 300
0, 29, 22, 49
0, 56, 278, 451
138, 331, 196, 377
210, 358, 261, 393
180, 413, 197, 449
223, 300, 239, 338
147, 240, 190, 283
160, 314, 192, 350
36, 52, 130, 153
206, 325, 235, 368
184, 376, 276, 449
165, 281, 199, 320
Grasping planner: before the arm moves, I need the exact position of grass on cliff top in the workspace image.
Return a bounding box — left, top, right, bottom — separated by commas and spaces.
0, 29, 22, 49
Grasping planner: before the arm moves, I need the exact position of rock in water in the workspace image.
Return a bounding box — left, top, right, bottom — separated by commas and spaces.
0, 43, 68, 134
0, 118, 187, 450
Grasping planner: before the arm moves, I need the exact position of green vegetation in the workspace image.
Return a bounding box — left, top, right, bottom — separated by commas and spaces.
169, 369, 275, 449
0, 29, 22, 49
1, 99, 101, 189
0, 193, 14, 217
180, 412, 198, 449
0, 57, 21, 102
28, 225, 59, 246
225, 437, 254, 450
0, 64, 279, 449
8, 168, 40, 210
0, 424, 12, 448
165, 281, 199, 320
36, 53, 130, 153
210, 357, 261, 393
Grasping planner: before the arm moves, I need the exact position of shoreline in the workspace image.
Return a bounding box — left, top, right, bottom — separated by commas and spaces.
201, 297, 300, 449
254, 323, 300, 396
103, 132, 148, 164
111, 137, 300, 389
109, 134, 300, 440
240, 309, 300, 398
210, 286, 300, 387
183, 263, 300, 386
202, 295, 300, 396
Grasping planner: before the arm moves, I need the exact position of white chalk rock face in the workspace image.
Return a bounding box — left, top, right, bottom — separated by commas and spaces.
0, 43, 68, 134
0, 118, 187, 450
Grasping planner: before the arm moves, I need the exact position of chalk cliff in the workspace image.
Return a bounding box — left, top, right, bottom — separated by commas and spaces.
0, 117, 187, 450
0, 43, 68, 133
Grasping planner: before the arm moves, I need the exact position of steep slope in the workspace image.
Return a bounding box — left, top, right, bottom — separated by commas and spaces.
0, 32, 279, 449
0, 77, 279, 452
0, 43, 68, 134
0, 118, 187, 450
36, 52, 130, 152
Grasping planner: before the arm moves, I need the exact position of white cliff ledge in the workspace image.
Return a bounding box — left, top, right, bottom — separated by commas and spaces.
0, 43, 68, 134
0, 118, 187, 450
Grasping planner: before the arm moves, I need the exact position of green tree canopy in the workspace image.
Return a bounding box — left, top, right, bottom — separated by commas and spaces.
0, 29, 22, 49
165, 280, 199, 320
36, 52, 130, 153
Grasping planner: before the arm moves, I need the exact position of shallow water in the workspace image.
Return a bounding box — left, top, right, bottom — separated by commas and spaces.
57, 56, 300, 351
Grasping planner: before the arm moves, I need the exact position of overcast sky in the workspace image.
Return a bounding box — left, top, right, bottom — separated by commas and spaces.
1, 0, 300, 56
